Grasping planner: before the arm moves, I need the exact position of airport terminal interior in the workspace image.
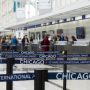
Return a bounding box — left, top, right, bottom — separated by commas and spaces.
0, 0, 90, 90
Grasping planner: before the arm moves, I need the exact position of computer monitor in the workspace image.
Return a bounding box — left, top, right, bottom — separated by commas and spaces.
76, 27, 85, 39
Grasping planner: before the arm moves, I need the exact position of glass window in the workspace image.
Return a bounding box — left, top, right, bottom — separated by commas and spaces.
17, 2, 20, 8
57, 29, 63, 35
36, 32, 41, 40
31, 32, 35, 40
48, 30, 54, 35
42, 31, 47, 39
28, 32, 31, 40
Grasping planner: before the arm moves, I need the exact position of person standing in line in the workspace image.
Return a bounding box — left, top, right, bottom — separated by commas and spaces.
7, 37, 11, 51
1, 37, 6, 51
71, 35, 77, 44
30, 36, 33, 42
22, 35, 29, 51
11, 36, 18, 51
51, 35, 57, 51
59, 33, 64, 41
29, 36, 34, 51
64, 36, 69, 41
71, 36, 77, 41
57, 29, 64, 41
41, 34, 50, 51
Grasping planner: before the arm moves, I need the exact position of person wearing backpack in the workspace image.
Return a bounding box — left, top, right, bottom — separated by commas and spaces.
11, 36, 18, 51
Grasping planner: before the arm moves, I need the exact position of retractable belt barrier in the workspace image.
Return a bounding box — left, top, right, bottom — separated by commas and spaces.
0, 51, 90, 64
0, 51, 90, 58
0, 59, 90, 64
0, 72, 90, 82
0, 51, 90, 90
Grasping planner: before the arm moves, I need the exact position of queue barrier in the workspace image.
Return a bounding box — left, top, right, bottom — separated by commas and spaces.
0, 41, 90, 61
0, 72, 90, 82
0, 50, 67, 90
0, 59, 90, 64
0, 51, 90, 58
0, 49, 89, 90
0, 41, 90, 52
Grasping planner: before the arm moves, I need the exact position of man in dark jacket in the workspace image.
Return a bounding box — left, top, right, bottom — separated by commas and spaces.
22, 35, 29, 51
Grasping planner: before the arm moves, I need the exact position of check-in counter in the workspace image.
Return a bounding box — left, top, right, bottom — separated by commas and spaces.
30, 40, 90, 54
70, 41, 90, 54
28, 40, 90, 60
53, 41, 90, 60
55, 41, 68, 45
55, 41, 71, 51
30, 40, 40, 51
54, 41, 90, 53
73, 41, 89, 46
68, 41, 90, 60
71, 41, 90, 60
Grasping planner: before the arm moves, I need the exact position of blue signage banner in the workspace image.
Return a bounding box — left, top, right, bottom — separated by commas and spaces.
0, 73, 35, 82
0, 59, 6, 64
45, 60, 90, 64
0, 51, 60, 54
0, 51, 90, 58
48, 72, 90, 80
0, 72, 90, 82
16, 60, 90, 64
0, 59, 90, 64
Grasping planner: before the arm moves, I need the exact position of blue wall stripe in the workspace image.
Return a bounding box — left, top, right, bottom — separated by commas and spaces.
22, 15, 89, 29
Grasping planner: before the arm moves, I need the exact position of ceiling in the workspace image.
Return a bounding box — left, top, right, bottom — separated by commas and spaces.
5, 3, 90, 30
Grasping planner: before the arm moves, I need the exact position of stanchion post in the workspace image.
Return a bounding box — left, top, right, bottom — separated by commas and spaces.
63, 50, 67, 90
6, 58, 15, 90
34, 70, 48, 90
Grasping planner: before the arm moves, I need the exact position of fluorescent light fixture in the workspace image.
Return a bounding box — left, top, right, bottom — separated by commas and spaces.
59, 20, 63, 23
67, 18, 70, 21
52, 21, 56, 24
70, 17, 75, 21
86, 14, 90, 18
75, 16, 82, 20
41, 24, 44, 26
46, 22, 49, 25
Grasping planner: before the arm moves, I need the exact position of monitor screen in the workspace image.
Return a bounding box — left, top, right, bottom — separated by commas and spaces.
76, 27, 85, 39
